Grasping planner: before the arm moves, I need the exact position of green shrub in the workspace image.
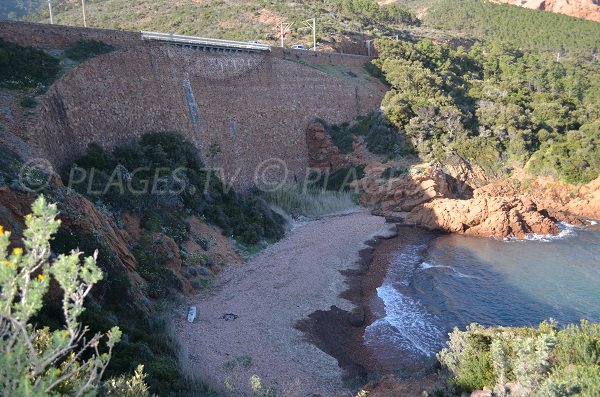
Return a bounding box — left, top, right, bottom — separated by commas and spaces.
65, 132, 285, 246
321, 112, 413, 158
0, 196, 154, 396
350, 113, 376, 136
133, 236, 183, 300
0, 38, 60, 89
326, 123, 354, 154
310, 165, 365, 191
363, 62, 387, 85
65, 39, 115, 62
20, 95, 37, 108
438, 321, 600, 396
365, 125, 407, 156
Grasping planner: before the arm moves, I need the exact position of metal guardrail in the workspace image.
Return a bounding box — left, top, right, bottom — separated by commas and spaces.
141, 31, 271, 52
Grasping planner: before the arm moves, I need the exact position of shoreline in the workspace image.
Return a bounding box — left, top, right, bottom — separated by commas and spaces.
175, 210, 395, 396
296, 225, 442, 384
295, 230, 394, 381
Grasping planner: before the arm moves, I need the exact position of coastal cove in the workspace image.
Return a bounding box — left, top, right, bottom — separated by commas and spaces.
176, 211, 396, 396
300, 221, 600, 387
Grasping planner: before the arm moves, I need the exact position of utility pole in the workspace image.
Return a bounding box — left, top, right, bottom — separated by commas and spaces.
311, 18, 316, 51
303, 18, 316, 51
82, 0, 87, 27
48, 0, 53, 24
280, 21, 294, 47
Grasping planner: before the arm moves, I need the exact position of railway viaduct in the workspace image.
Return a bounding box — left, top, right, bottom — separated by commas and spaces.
0, 21, 386, 189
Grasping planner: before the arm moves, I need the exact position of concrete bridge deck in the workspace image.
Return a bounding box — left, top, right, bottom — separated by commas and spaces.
141, 31, 271, 53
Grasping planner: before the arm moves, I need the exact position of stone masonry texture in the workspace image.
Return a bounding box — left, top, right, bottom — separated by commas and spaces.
0, 21, 385, 190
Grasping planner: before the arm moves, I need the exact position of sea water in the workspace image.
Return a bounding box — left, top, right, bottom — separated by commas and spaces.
364, 223, 600, 372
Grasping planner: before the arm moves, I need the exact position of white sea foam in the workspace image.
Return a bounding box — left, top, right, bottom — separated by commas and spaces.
590, 220, 598, 226
419, 261, 477, 279
364, 283, 444, 356
504, 222, 578, 242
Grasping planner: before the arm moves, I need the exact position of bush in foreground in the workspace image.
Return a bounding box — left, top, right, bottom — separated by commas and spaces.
0, 196, 152, 396
437, 321, 600, 396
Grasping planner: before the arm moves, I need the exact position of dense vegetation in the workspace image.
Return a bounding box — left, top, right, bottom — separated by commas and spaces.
24, 0, 418, 45
0, 0, 44, 20
64, 39, 115, 62
66, 132, 285, 245
18, 0, 598, 58
421, 0, 600, 57
437, 321, 600, 396
320, 112, 415, 158
375, 38, 600, 183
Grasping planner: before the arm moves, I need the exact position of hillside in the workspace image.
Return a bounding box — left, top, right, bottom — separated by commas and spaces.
6, 0, 597, 57
0, 0, 45, 20
491, 0, 600, 22
0, 2, 599, 396
21, 0, 423, 54
417, 0, 600, 56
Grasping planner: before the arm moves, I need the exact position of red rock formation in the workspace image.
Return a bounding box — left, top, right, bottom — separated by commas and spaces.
356, 162, 456, 214
491, 0, 600, 22
183, 216, 242, 267
353, 159, 599, 239
407, 195, 560, 239
473, 176, 600, 221
306, 122, 354, 172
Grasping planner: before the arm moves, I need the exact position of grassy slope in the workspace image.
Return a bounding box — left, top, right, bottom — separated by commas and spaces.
0, 0, 45, 20
24, 0, 416, 46
417, 0, 600, 56
17, 0, 596, 56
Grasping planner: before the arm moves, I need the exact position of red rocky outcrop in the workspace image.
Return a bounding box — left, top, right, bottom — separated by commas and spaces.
406, 195, 560, 239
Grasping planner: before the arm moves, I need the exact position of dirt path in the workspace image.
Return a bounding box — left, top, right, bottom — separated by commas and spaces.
175, 211, 394, 396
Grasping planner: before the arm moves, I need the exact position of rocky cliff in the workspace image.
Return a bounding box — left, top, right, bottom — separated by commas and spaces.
491, 0, 600, 22
342, 159, 599, 239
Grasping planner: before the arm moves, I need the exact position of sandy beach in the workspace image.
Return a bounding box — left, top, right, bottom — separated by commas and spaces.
175, 211, 395, 396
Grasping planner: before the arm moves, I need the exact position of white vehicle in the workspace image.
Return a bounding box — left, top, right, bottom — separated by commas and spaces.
291, 44, 306, 50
